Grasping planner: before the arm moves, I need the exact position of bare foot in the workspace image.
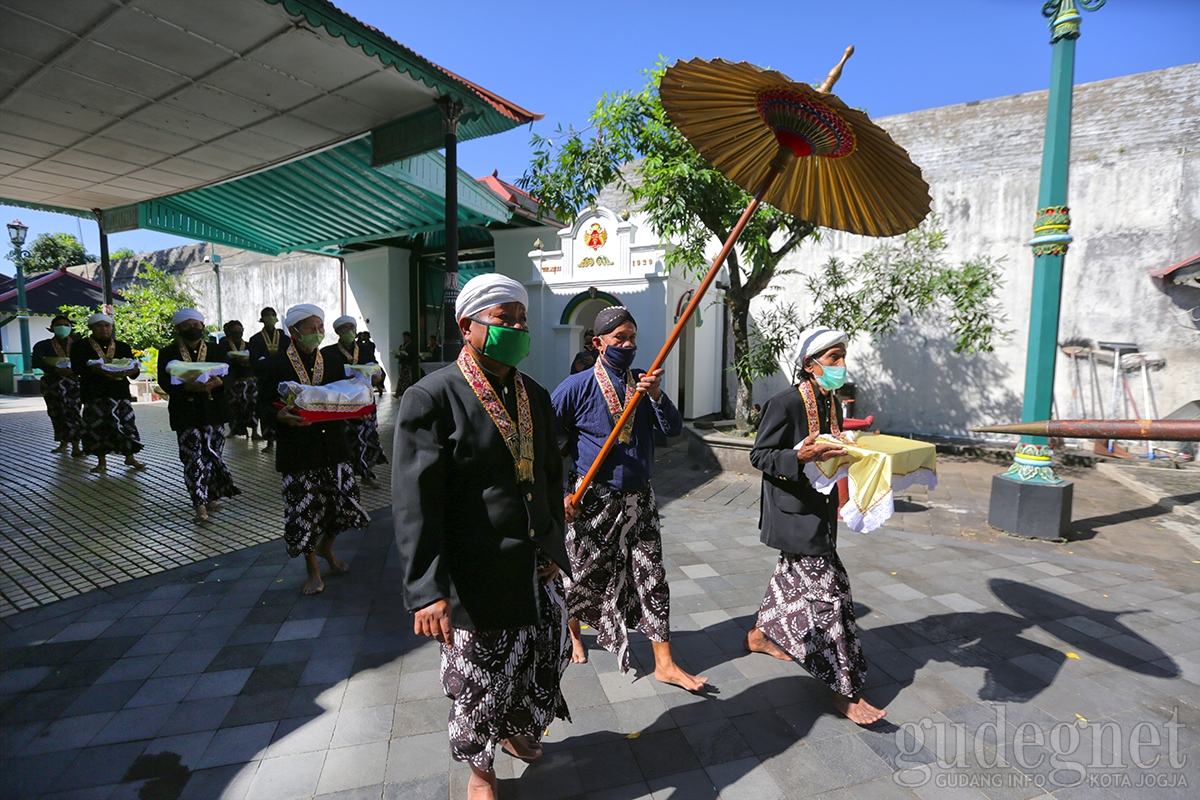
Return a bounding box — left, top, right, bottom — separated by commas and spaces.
316, 541, 348, 574
51, 443, 68, 454
833, 693, 887, 726
193, 505, 209, 523
262, 442, 274, 453
501, 734, 543, 761
467, 766, 498, 800
568, 619, 588, 664
71, 447, 85, 458
302, 575, 324, 595
744, 627, 791, 661
124, 456, 147, 470
652, 641, 708, 692
91, 457, 107, 474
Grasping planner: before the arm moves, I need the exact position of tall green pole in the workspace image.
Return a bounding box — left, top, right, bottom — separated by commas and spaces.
1002, 0, 1104, 485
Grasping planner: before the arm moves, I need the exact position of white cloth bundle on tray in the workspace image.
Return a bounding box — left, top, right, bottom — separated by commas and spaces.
87, 358, 138, 373
166, 360, 230, 385
344, 362, 381, 385
227, 350, 250, 360
278, 379, 373, 412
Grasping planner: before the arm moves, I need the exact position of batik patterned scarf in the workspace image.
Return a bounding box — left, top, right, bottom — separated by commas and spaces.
287, 343, 324, 385
593, 359, 637, 444
457, 347, 534, 483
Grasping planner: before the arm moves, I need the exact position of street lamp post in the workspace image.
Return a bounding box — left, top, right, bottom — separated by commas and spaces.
987, 0, 1105, 539
6, 219, 38, 394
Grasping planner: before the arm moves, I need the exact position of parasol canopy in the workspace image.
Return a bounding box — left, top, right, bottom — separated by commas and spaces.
659, 53, 931, 237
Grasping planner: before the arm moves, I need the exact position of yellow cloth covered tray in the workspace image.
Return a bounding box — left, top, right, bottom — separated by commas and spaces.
800, 433, 938, 533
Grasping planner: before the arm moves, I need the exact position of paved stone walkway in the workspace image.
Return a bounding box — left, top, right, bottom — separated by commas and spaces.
0, 397, 393, 616
2, 392, 1200, 799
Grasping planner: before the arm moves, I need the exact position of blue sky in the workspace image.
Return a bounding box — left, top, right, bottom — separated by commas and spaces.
4, 0, 1198, 274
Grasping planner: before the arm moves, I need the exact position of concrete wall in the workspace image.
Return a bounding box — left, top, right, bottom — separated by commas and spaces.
753, 63, 1200, 438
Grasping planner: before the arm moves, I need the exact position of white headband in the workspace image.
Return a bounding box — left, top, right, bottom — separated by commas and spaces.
87, 312, 113, 327
172, 308, 204, 326
795, 326, 849, 365
284, 303, 324, 329
455, 273, 528, 321
332, 315, 356, 331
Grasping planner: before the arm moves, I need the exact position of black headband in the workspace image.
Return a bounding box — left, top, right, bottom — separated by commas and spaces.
594, 306, 636, 336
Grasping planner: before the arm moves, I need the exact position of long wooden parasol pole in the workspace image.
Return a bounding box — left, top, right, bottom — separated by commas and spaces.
569, 148, 793, 508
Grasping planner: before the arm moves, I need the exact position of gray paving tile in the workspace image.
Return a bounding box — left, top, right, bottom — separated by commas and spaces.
316, 740, 389, 794
197, 721, 278, 769
245, 750, 326, 800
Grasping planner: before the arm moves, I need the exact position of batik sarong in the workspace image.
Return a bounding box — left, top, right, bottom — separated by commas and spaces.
756, 551, 867, 697
227, 378, 258, 436
177, 425, 241, 508
441, 576, 571, 771
564, 473, 670, 674
345, 412, 387, 479
280, 463, 370, 557
81, 398, 143, 457
41, 377, 82, 443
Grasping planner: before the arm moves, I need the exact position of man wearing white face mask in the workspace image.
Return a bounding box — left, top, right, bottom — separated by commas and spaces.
744, 326, 886, 726
551, 306, 706, 693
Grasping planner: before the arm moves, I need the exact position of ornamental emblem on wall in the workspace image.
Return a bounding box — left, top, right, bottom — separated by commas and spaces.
584, 223, 607, 250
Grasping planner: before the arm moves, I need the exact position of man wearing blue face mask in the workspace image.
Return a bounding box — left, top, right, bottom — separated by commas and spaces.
551, 306, 706, 693
745, 326, 886, 726
394, 273, 573, 799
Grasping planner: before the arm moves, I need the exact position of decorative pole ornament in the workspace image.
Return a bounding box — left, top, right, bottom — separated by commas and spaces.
986, 0, 1105, 539
438, 97, 466, 362
6, 219, 35, 389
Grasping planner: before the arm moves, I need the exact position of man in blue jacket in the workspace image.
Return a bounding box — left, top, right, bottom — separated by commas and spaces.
553, 306, 706, 692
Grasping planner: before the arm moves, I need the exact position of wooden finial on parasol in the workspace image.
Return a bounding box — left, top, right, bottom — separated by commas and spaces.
819, 46, 855, 94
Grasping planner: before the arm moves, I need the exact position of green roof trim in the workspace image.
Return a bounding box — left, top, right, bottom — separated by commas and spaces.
123, 139, 510, 256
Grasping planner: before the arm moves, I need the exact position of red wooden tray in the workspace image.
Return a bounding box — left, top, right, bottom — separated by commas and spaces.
273, 402, 375, 422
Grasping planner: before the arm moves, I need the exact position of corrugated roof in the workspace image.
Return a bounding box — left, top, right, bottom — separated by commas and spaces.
0, 268, 123, 315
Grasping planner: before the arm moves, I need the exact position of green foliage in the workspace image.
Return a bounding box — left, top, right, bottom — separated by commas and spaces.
521, 61, 816, 424
61, 263, 198, 352
737, 216, 1009, 387
110, 247, 136, 259
23, 233, 94, 274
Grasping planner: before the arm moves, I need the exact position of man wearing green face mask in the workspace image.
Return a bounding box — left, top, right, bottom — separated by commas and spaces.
394, 273, 572, 798
32, 314, 83, 456
322, 315, 387, 484
248, 306, 289, 452
746, 326, 886, 726
259, 303, 368, 596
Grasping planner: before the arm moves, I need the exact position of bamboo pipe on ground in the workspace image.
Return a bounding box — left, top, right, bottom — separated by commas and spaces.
971, 419, 1200, 441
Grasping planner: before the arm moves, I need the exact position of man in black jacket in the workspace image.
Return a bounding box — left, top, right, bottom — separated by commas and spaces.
159, 309, 240, 522
32, 314, 83, 456
261, 303, 369, 595
70, 312, 146, 473
217, 319, 257, 439
744, 327, 885, 726
322, 315, 387, 483
393, 274, 571, 800
248, 306, 289, 452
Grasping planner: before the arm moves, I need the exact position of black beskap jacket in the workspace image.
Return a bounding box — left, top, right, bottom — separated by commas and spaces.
392, 361, 571, 632
749, 383, 841, 556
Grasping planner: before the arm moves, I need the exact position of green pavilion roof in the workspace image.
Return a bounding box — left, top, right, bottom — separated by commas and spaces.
0, 0, 539, 246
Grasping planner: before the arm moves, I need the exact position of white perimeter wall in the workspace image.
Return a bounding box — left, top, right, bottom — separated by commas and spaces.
753, 63, 1200, 437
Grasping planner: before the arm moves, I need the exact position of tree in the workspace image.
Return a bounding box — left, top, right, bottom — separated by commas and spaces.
110, 247, 136, 259
523, 63, 1008, 426
737, 215, 1008, 387
23, 233, 94, 274
61, 263, 198, 352
521, 63, 815, 426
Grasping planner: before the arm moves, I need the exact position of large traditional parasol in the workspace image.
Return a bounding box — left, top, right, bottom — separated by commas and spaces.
569, 48, 932, 507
